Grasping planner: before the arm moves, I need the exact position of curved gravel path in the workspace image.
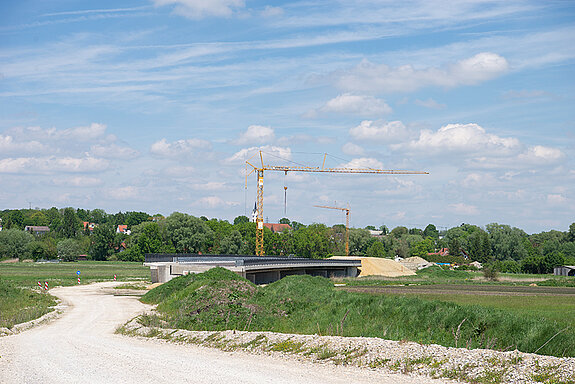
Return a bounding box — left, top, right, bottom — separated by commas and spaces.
0, 282, 448, 384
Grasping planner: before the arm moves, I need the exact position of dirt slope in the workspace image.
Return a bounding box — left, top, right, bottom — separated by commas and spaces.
0, 282, 446, 384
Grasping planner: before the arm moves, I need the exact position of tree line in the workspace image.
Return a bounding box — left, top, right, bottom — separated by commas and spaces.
1, 208, 574, 274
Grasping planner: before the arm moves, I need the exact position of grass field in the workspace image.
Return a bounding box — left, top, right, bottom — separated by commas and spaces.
0, 261, 150, 288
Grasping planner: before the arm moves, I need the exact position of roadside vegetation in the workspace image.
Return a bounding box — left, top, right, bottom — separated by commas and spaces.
140, 268, 575, 358
0, 279, 56, 329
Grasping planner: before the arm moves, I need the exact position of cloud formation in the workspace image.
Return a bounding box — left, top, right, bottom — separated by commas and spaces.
235, 125, 275, 145
0, 156, 109, 174
402, 123, 519, 155
349, 120, 410, 143
334, 53, 509, 93
150, 138, 211, 157
310, 94, 392, 117
227, 145, 292, 164
153, 0, 245, 19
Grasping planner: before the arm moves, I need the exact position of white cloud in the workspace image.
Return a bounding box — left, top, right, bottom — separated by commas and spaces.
226, 145, 292, 164
190, 182, 230, 191
6, 123, 110, 144
403, 123, 520, 155
518, 145, 564, 163
52, 176, 103, 187
164, 166, 196, 177
311, 94, 392, 117
547, 194, 567, 204
90, 143, 139, 159
153, 0, 245, 19
235, 125, 275, 145
0, 156, 109, 174
0, 135, 46, 155
334, 52, 509, 93
415, 98, 446, 109
150, 138, 211, 157
340, 157, 384, 169
450, 203, 479, 215
261, 6, 283, 17
106, 186, 139, 200
341, 142, 365, 156
349, 120, 410, 143
196, 196, 239, 208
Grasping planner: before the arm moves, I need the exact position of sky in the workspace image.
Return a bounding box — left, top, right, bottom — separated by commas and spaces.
0, 0, 574, 234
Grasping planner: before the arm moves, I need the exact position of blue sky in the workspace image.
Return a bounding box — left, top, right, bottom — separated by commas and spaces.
1, 0, 574, 234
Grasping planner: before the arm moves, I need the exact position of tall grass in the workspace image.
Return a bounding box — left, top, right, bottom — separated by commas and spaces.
143, 269, 575, 357
0, 279, 56, 328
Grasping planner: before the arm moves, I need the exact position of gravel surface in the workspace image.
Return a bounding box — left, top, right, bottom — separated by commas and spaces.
0, 282, 448, 384
124, 320, 575, 384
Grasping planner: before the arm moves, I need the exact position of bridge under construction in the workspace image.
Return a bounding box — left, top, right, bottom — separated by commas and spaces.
145, 254, 361, 285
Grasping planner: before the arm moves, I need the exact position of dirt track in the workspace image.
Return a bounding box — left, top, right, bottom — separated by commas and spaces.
0, 282, 449, 384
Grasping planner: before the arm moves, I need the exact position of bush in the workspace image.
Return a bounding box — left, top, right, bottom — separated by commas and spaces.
482, 266, 498, 281
57, 238, 82, 261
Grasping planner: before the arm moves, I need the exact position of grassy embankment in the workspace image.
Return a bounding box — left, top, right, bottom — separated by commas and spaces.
139, 267, 575, 357
0, 261, 149, 328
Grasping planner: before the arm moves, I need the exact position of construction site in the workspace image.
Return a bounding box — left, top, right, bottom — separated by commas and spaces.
143, 151, 430, 284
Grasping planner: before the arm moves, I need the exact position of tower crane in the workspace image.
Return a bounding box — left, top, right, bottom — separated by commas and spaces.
314, 204, 350, 256
245, 151, 428, 256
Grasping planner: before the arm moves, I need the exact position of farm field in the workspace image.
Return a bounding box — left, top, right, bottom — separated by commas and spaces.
0, 261, 150, 288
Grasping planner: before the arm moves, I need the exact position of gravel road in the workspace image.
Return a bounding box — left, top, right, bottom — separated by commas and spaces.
0, 282, 449, 384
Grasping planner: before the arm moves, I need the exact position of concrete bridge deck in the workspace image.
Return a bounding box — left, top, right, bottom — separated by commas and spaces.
144, 254, 361, 284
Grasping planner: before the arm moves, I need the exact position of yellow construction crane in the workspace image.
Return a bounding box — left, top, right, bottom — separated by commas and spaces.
314, 204, 350, 256
246, 151, 428, 256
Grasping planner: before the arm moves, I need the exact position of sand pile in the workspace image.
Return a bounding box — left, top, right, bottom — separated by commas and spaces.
330, 256, 416, 277
399, 256, 434, 271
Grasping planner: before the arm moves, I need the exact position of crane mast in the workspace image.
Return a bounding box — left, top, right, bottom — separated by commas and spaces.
314, 204, 350, 256
246, 151, 428, 256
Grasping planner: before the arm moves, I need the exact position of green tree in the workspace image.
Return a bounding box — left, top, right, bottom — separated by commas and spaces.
423, 224, 439, 240
349, 228, 373, 256
166, 212, 214, 253
60, 207, 80, 238
279, 217, 291, 225
568, 223, 575, 243
366, 241, 386, 258
90, 223, 115, 260
26, 241, 49, 261
390, 226, 408, 239
122, 222, 173, 261
486, 223, 529, 261
233, 215, 249, 225
410, 237, 434, 258
219, 230, 244, 254
0, 229, 33, 260
57, 238, 82, 261
125, 211, 151, 228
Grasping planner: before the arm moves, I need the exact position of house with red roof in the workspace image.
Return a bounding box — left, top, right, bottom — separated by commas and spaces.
263, 223, 291, 233
116, 225, 131, 235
